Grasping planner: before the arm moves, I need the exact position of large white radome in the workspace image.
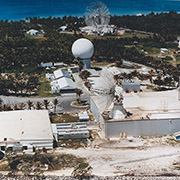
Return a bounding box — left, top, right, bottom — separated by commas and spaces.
72, 38, 94, 59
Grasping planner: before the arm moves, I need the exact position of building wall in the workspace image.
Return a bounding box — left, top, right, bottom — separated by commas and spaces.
90, 98, 106, 135
90, 99, 99, 121
106, 118, 180, 139
21, 139, 54, 149
121, 82, 140, 92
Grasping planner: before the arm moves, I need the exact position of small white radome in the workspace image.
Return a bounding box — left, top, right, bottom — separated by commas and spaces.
72, 38, 94, 59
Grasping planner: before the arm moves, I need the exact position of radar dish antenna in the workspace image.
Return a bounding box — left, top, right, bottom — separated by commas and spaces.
85, 1, 110, 34
96, 68, 116, 109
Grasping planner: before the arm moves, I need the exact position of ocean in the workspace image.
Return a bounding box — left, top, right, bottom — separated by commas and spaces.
1, 0, 180, 21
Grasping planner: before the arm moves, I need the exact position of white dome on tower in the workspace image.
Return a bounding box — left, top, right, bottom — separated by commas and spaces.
72, 38, 94, 59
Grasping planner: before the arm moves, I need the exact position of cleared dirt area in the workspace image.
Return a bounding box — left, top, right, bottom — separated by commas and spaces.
47, 135, 180, 177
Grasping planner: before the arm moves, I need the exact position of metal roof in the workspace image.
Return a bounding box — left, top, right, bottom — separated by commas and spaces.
57, 77, 76, 90
0, 110, 53, 141
54, 69, 71, 79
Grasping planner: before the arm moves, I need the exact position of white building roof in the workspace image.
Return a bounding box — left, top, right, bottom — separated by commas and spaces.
92, 89, 180, 122
122, 89, 180, 121
78, 112, 89, 120
60, 26, 67, 29
39, 62, 53, 68
57, 77, 76, 90
26, 29, 42, 35
0, 110, 53, 142
54, 62, 64, 66
108, 67, 134, 75
54, 69, 71, 79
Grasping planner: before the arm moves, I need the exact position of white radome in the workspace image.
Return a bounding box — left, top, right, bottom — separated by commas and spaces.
72, 38, 94, 59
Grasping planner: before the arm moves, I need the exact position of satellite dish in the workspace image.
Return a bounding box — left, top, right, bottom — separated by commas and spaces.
96, 68, 116, 109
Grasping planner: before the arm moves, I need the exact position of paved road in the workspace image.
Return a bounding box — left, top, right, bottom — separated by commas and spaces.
73, 72, 92, 97
0, 93, 89, 113
0, 73, 92, 113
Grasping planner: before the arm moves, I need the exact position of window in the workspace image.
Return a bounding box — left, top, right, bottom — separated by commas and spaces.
23, 146, 28, 150
1, 146, 5, 151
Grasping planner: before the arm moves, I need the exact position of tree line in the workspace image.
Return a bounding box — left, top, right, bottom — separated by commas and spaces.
0, 98, 58, 113
111, 11, 180, 41
0, 73, 39, 95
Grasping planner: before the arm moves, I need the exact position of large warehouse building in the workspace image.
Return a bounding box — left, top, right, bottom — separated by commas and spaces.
0, 110, 54, 152
90, 89, 180, 139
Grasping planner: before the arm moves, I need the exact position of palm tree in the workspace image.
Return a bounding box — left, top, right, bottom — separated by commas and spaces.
27, 100, 33, 110
1, 104, 7, 111
18, 103, 25, 110
52, 98, 58, 113
43, 99, 49, 110
6, 105, 12, 111
35, 101, 42, 110
0, 98, 3, 111
75, 88, 83, 104
77, 57, 83, 72
13, 104, 18, 110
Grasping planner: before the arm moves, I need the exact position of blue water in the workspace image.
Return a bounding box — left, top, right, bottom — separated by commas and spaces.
1, 0, 180, 21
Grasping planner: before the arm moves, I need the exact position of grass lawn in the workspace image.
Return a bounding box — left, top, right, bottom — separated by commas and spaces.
35, 74, 59, 97
91, 61, 113, 66
83, 32, 151, 40
25, 33, 47, 41
51, 114, 79, 123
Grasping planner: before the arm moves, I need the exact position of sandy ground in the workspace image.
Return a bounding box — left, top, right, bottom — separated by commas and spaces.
44, 135, 180, 177
50, 147, 179, 176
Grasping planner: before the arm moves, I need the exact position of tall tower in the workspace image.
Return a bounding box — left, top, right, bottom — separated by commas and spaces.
72, 38, 94, 69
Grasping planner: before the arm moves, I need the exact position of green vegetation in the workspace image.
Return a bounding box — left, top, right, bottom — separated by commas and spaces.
176, 55, 180, 61
0, 14, 180, 96
58, 139, 89, 149
0, 73, 39, 96
51, 114, 79, 123
35, 75, 57, 97
165, 56, 173, 61
1, 151, 90, 176
111, 11, 180, 41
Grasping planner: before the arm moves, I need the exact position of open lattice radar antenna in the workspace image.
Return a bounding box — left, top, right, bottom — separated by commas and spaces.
85, 1, 110, 27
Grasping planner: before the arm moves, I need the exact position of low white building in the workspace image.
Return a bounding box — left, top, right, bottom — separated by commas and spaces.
54, 69, 71, 79
161, 48, 169, 54
78, 112, 90, 121
54, 62, 65, 68
50, 69, 76, 93
90, 89, 180, 139
53, 123, 89, 140
0, 110, 54, 152
58, 26, 67, 32
39, 62, 53, 68
108, 67, 134, 76
57, 77, 76, 93
26, 29, 43, 35
80, 25, 115, 36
